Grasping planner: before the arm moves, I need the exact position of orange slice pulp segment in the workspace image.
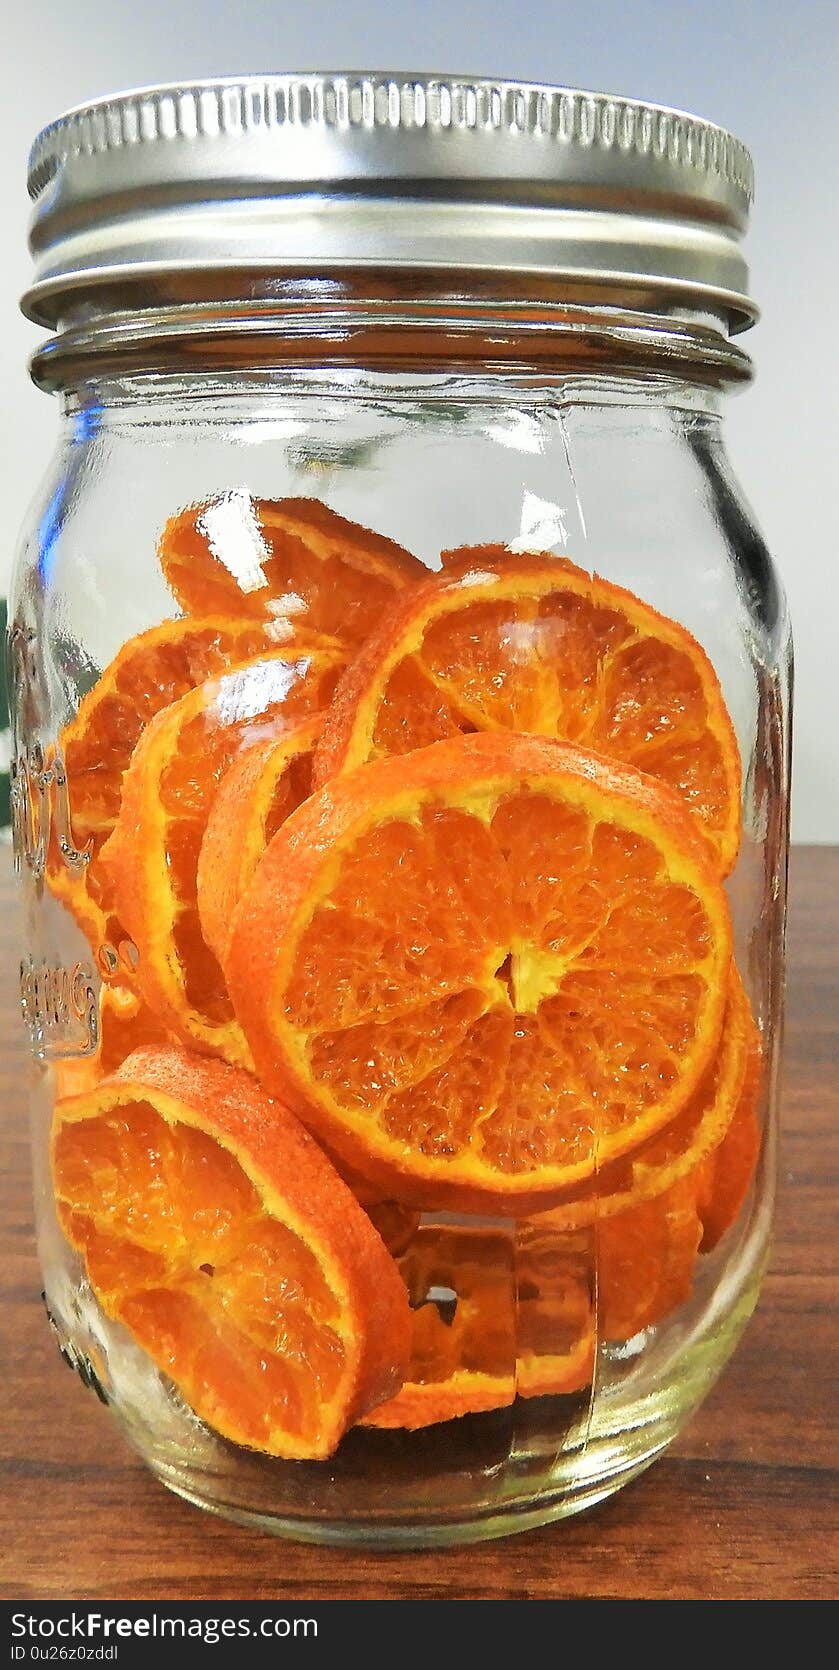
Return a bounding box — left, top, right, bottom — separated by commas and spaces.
52, 1047, 411, 1458
158, 494, 425, 650
101, 647, 343, 1066
315, 550, 741, 874
534, 965, 757, 1228
227, 731, 732, 1214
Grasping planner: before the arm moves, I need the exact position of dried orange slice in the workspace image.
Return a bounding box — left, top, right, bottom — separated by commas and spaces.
361, 1227, 516, 1428
597, 1179, 702, 1341
228, 731, 732, 1214
521, 1187, 700, 1350
197, 718, 321, 968
535, 967, 754, 1230
101, 647, 343, 1066
363, 1225, 595, 1429
159, 494, 424, 650
514, 1225, 595, 1398
316, 551, 741, 874
47, 617, 272, 967
52, 1047, 411, 1458
696, 1027, 762, 1250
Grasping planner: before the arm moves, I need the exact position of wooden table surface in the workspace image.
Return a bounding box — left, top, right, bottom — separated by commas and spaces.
1, 846, 836, 1603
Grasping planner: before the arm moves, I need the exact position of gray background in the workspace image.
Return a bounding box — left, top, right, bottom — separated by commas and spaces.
2, 0, 836, 840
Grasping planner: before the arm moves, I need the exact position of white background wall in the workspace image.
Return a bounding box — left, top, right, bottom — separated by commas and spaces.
1, 0, 836, 840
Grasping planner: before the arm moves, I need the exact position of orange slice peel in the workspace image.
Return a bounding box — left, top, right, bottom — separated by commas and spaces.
197, 716, 322, 969
695, 1027, 762, 1250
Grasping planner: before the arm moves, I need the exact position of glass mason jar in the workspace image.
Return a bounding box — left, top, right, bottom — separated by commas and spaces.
11, 75, 790, 1545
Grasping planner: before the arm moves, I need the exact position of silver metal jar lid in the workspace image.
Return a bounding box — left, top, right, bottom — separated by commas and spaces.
23, 72, 756, 331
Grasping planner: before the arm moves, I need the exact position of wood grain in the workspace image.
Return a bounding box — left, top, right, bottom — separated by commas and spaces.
1, 845, 837, 1602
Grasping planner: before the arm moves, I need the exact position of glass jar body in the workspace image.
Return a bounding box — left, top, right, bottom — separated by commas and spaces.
10, 351, 790, 1545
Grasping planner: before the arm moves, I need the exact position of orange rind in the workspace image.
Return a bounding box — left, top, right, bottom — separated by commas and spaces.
197, 717, 322, 968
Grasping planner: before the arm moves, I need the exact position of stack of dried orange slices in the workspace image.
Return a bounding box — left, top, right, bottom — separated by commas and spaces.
48, 494, 761, 1456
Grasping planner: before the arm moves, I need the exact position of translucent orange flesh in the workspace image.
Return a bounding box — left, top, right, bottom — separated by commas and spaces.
529, 970, 755, 1229
321, 560, 741, 872
47, 619, 272, 959
158, 495, 424, 649
362, 1228, 516, 1428
597, 1181, 703, 1340
53, 1097, 347, 1453
279, 786, 726, 1193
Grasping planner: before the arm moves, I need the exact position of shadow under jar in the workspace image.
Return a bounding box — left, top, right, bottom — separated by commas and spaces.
10, 74, 790, 1546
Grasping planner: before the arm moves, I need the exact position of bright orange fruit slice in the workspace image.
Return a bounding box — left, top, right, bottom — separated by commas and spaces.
363, 1224, 595, 1429
52, 1047, 411, 1458
597, 1179, 702, 1341
47, 617, 272, 967
197, 718, 321, 969
536, 967, 755, 1230
101, 647, 343, 1066
228, 731, 732, 1214
361, 1227, 516, 1429
514, 1225, 595, 1398
316, 551, 741, 874
158, 494, 424, 651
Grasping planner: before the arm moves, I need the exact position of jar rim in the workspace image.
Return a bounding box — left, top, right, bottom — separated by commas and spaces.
26, 290, 754, 394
